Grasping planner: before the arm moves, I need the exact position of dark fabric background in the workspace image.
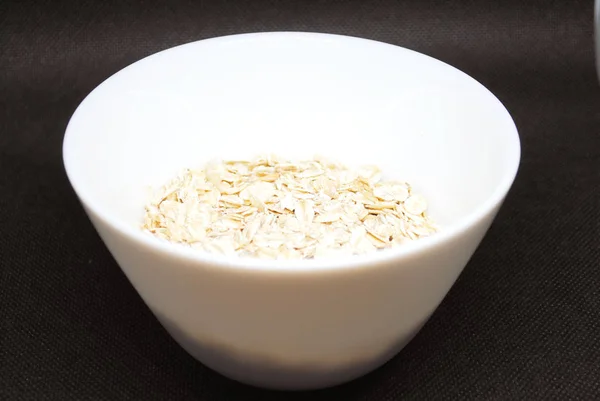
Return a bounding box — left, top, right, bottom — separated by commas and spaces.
1, 0, 599, 400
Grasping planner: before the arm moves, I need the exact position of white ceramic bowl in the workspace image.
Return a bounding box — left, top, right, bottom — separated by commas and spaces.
63, 32, 520, 390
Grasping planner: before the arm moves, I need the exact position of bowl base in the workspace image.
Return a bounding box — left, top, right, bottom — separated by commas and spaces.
156, 313, 423, 391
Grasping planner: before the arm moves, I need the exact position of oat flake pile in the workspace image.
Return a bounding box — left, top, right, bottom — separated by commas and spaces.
142, 155, 439, 259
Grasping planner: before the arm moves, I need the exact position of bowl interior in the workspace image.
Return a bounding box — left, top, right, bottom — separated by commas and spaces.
64, 32, 519, 241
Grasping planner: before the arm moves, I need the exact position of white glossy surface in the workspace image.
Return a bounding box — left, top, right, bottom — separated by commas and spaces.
63, 32, 520, 390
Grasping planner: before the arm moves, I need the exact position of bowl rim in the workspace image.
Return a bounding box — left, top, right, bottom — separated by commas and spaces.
62, 31, 521, 273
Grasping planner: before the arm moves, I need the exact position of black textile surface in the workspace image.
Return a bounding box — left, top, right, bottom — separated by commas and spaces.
1, 0, 599, 399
